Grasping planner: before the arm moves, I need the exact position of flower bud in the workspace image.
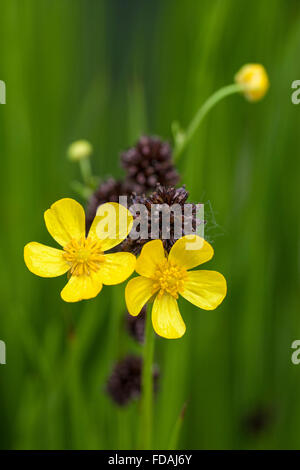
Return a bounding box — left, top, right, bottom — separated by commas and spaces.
235, 64, 269, 101
67, 139, 93, 161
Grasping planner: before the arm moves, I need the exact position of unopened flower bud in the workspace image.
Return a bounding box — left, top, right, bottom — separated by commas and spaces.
235, 64, 269, 101
67, 139, 93, 161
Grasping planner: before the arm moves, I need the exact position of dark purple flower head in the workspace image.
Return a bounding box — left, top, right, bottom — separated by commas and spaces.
121, 184, 203, 255
106, 355, 159, 406
121, 136, 179, 194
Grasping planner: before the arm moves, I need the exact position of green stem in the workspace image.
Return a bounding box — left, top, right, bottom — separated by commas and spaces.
70, 180, 93, 200
139, 304, 155, 449
174, 83, 243, 161
79, 157, 92, 186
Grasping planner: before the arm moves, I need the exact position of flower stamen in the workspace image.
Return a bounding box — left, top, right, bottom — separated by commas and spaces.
152, 259, 187, 299
63, 236, 104, 276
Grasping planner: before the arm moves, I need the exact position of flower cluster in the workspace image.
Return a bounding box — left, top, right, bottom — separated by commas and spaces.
87, 136, 179, 229
23, 62, 269, 416
24, 197, 226, 337
121, 184, 202, 255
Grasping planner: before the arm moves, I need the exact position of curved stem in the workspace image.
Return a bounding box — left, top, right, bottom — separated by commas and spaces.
174, 83, 242, 161
139, 304, 155, 449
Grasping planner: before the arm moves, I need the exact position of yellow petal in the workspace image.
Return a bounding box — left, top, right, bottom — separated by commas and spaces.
99, 252, 136, 285
169, 235, 213, 270
61, 272, 103, 302
152, 293, 186, 339
88, 202, 133, 251
125, 276, 155, 316
44, 198, 85, 247
181, 270, 227, 310
135, 240, 166, 278
24, 242, 69, 278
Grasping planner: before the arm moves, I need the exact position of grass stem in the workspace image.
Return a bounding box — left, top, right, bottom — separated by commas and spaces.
139, 304, 155, 449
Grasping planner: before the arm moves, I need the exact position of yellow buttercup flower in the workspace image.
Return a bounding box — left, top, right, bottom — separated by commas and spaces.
125, 235, 227, 339
235, 64, 269, 101
24, 198, 136, 302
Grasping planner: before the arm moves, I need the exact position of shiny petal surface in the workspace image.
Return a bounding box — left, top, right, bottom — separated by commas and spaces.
60, 272, 103, 302
125, 276, 156, 316
24, 242, 69, 278
44, 198, 85, 247
169, 235, 214, 270
88, 202, 133, 251
152, 293, 186, 339
135, 240, 166, 278
181, 270, 227, 310
99, 252, 136, 285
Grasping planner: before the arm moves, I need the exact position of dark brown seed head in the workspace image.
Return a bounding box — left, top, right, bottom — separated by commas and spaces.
121, 184, 204, 255
106, 355, 159, 406
121, 136, 179, 194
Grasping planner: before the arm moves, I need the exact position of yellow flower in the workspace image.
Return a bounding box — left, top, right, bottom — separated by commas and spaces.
235, 64, 269, 101
125, 235, 227, 339
67, 140, 93, 161
24, 198, 136, 302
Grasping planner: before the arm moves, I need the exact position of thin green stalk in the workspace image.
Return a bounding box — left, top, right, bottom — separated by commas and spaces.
139, 304, 155, 449
70, 180, 93, 200
79, 157, 92, 186
174, 83, 243, 161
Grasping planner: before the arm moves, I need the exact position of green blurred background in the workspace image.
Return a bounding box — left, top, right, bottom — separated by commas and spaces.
1, 0, 300, 450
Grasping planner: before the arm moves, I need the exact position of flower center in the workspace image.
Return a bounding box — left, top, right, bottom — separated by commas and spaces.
63, 236, 104, 276
152, 259, 187, 299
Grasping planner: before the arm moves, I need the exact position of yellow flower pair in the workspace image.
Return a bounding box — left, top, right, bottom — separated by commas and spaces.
24, 199, 227, 338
